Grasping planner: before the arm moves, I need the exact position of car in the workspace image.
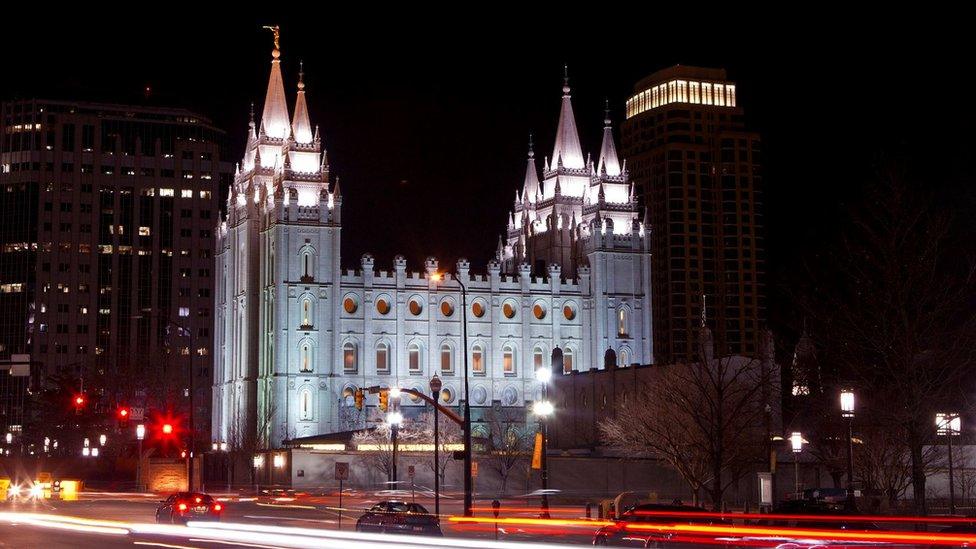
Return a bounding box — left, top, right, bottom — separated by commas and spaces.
355, 500, 441, 536
155, 492, 223, 524
593, 503, 730, 547
752, 500, 879, 531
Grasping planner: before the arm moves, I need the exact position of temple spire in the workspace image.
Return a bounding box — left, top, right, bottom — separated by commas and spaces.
259, 25, 290, 140
522, 133, 540, 202
291, 60, 313, 143
550, 65, 585, 170
597, 99, 622, 177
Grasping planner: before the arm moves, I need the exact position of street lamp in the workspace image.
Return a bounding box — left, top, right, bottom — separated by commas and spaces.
790, 431, 804, 496
840, 389, 856, 510
136, 424, 146, 492
388, 411, 404, 487
937, 412, 962, 515
431, 270, 473, 517
429, 374, 443, 517
534, 385, 554, 519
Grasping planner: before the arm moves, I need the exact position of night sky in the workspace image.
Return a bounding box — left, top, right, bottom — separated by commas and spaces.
5, 13, 974, 334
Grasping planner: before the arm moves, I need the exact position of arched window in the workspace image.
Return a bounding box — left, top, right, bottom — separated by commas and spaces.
343, 342, 357, 373
619, 348, 630, 367
440, 344, 453, 374
299, 389, 313, 421
533, 346, 544, 371
301, 298, 313, 328
617, 308, 628, 337
300, 342, 313, 373
472, 345, 485, 375
563, 348, 574, 374
408, 343, 422, 373
376, 342, 389, 374
503, 345, 516, 375
300, 249, 314, 281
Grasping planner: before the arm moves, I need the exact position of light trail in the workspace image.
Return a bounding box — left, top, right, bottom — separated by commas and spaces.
627, 508, 976, 524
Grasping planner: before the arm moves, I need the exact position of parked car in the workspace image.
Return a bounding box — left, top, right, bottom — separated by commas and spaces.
155, 492, 222, 524
355, 501, 441, 536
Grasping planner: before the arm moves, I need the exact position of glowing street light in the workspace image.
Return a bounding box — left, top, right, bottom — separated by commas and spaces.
389, 386, 401, 400
839, 389, 856, 509
99, 434, 107, 446
790, 431, 804, 496
136, 424, 146, 440
534, 401, 555, 417
535, 366, 552, 384
937, 412, 962, 514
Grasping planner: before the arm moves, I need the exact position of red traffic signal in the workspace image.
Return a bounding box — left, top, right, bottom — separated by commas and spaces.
162, 423, 174, 435
74, 395, 85, 406
118, 408, 129, 418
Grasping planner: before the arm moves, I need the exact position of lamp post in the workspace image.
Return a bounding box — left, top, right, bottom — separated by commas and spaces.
388, 410, 403, 488
136, 424, 145, 491
431, 271, 472, 516
535, 365, 553, 518
429, 374, 443, 517
533, 398, 554, 518
937, 412, 961, 515
840, 389, 856, 510
790, 431, 804, 497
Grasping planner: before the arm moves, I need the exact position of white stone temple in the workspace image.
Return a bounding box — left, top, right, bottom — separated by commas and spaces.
213, 40, 653, 448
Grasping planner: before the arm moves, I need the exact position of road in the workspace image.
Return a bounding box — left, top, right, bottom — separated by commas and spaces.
0, 490, 602, 547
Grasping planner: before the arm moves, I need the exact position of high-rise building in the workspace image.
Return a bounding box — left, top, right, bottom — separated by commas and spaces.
0, 99, 233, 442
213, 40, 652, 448
621, 66, 764, 363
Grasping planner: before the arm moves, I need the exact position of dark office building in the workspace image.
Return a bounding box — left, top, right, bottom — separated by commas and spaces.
0, 99, 233, 445
621, 66, 765, 363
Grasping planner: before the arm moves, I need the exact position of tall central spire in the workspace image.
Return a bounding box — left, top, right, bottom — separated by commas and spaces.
550, 65, 585, 170
259, 26, 291, 140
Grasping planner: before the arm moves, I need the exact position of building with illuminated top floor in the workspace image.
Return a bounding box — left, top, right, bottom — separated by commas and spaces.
212, 40, 653, 449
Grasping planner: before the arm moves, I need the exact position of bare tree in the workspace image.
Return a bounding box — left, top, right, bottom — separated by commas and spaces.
352, 410, 423, 486
600, 352, 774, 509
415, 411, 463, 487
802, 172, 976, 514
480, 407, 532, 495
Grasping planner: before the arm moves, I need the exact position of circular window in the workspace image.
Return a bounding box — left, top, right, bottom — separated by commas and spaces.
502, 386, 518, 406
533, 303, 546, 320
472, 386, 488, 405
563, 303, 576, 320
440, 301, 454, 317
440, 387, 454, 403
503, 302, 516, 319
409, 389, 422, 403
376, 298, 390, 315
342, 386, 356, 398
409, 300, 423, 316
472, 301, 485, 318
343, 296, 358, 314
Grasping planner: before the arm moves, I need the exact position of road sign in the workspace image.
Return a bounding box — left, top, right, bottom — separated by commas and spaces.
335, 462, 349, 481
471, 461, 478, 478
408, 465, 415, 478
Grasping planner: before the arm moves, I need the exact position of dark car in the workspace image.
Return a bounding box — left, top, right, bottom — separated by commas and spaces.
355, 501, 441, 536
593, 503, 729, 547
155, 492, 223, 524
753, 500, 879, 531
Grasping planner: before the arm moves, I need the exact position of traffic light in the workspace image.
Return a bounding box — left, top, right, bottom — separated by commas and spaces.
73, 394, 86, 415
162, 423, 174, 435
379, 389, 389, 412
354, 389, 364, 411
117, 407, 130, 427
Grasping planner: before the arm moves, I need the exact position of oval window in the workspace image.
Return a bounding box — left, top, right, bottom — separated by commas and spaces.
503, 302, 516, 319
409, 300, 423, 316
343, 297, 358, 314
376, 298, 390, 315
440, 301, 454, 317
533, 303, 546, 320
472, 301, 485, 318
563, 304, 576, 320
